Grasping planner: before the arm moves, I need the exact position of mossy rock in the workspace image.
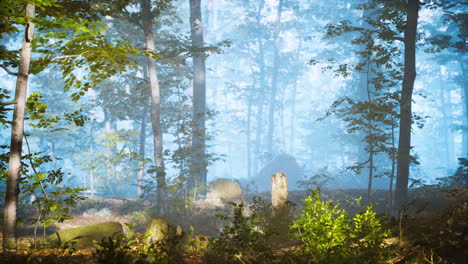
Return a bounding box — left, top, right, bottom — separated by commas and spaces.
144, 217, 186, 244
205, 178, 243, 207
39, 221, 124, 248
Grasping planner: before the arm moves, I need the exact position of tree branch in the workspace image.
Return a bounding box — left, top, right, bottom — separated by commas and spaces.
50, 51, 89, 62
0, 64, 18, 76
0, 100, 16, 106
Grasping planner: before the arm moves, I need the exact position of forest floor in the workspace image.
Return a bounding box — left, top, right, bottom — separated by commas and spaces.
0, 188, 466, 263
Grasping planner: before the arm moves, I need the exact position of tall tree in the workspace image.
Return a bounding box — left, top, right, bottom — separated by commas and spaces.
141, 0, 168, 215
189, 0, 207, 190
3, 3, 35, 253
395, 0, 419, 210
266, 0, 284, 155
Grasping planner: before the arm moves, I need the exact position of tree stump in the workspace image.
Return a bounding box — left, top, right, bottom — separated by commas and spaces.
271, 171, 289, 239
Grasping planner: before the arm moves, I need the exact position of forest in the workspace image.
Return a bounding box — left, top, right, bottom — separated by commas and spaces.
0, 0, 467, 263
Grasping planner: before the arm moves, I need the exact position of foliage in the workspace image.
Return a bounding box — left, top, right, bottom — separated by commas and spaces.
93, 227, 185, 264
0, 88, 12, 128
0, 143, 86, 233
205, 202, 274, 264
290, 189, 391, 263
437, 158, 468, 189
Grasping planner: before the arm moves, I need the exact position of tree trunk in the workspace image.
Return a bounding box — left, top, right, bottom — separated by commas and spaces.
104, 111, 114, 196
357, 0, 375, 184
247, 91, 253, 179
141, 0, 167, 215
458, 59, 468, 157
395, 0, 419, 211
189, 0, 207, 191
271, 172, 288, 239
3, 3, 35, 253
266, 0, 283, 154
137, 105, 148, 198
253, 0, 266, 178
289, 79, 298, 155
89, 136, 95, 198
439, 73, 455, 167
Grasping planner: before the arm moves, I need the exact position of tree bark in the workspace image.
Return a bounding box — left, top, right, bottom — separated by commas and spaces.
266, 0, 283, 154
189, 0, 207, 190
141, 0, 167, 215
395, 0, 419, 211
137, 104, 148, 198
253, 0, 266, 179
3, 3, 35, 253
271, 171, 288, 239
104, 111, 114, 196
458, 59, 468, 157
247, 92, 252, 179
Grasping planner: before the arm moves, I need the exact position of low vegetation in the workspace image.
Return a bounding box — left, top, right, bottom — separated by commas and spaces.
0, 184, 466, 264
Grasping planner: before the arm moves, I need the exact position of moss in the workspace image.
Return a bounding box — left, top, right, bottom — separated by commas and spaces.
40, 221, 124, 248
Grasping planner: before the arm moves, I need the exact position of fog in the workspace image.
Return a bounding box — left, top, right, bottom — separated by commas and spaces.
1, 0, 466, 201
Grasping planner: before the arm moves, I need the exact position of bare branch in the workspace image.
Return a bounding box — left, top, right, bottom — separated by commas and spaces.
0, 64, 18, 76
50, 51, 89, 62
0, 100, 16, 106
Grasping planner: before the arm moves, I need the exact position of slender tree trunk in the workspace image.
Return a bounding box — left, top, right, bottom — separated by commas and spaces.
189, 0, 207, 191
389, 118, 396, 209
253, 0, 266, 177
366, 62, 374, 204
439, 74, 455, 166
247, 86, 253, 179
141, 0, 167, 215
89, 136, 95, 198
266, 0, 283, 154
137, 105, 148, 198
289, 79, 297, 155
458, 59, 468, 157
357, 1, 375, 183
104, 111, 114, 196
395, 0, 419, 210
3, 3, 35, 253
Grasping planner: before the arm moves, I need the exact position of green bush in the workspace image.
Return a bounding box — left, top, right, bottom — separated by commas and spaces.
290, 189, 390, 263
205, 202, 274, 264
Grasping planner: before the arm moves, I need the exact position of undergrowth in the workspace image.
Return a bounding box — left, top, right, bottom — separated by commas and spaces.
1, 188, 466, 264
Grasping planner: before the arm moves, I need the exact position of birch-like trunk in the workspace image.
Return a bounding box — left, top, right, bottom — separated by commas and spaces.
266, 0, 283, 154
141, 0, 167, 215
189, 0, 207, 190
3, 3, 35, 253
137, 105, 148, 198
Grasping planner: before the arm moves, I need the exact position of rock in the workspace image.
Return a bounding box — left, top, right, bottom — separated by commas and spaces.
40, 221, 124, 248
143, 217, 186, 244
257, 154, 302, 191
204, 178, 243, 207
82, 208, 112, 217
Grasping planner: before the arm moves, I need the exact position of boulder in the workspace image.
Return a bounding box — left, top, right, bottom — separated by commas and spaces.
257, 154, 302, 191
144, 217, 185, 244
40, 221, 125, 248
204, 178, 243, 207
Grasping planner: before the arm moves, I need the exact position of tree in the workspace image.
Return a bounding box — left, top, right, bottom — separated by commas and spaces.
1, 0, 138, 252
189, 0, 207, 192
321, 1, 402, 204
140, 0, 168, 216
266, 0, 284, 155
3, 3, 35, 253
395, 0, 419, 210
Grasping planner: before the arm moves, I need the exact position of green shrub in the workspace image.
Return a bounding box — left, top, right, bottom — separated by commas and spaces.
290, 189, 390, 263
205, 202, 274, 264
